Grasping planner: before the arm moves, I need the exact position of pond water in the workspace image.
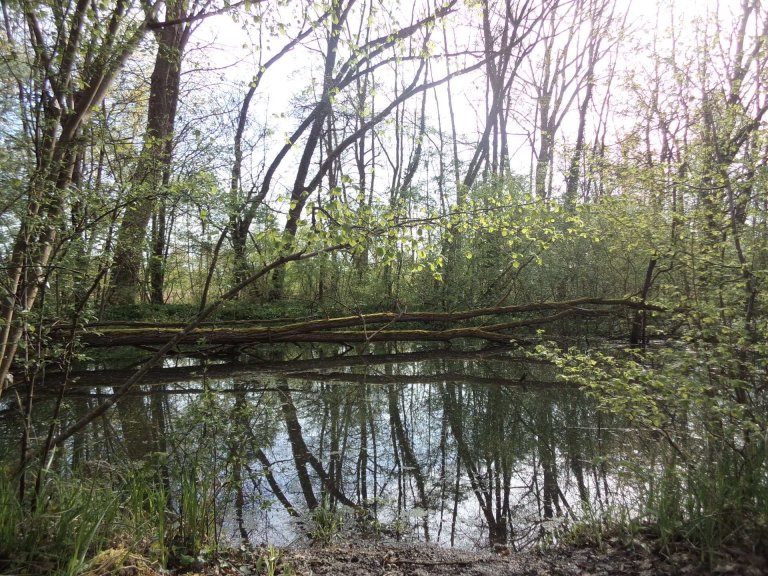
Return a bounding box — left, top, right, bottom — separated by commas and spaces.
1, 343, 654, 552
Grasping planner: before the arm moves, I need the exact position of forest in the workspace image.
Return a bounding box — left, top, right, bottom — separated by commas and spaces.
0, 0, 766, 573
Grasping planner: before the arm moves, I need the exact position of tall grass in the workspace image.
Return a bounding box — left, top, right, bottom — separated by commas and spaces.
0, 473, 120, 575
0, 473, 23, 569
176, 466, 217, 559
0, 457, 225, 575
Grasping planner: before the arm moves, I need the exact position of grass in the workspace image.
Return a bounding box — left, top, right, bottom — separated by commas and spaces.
0, 474, 120, 575
97, 298, 425, 325
0, 474, 23, 569
0, 459, 224, 575
308, 499, 346, 545
261, 545, 295, 576
546, 441, 768, 572
557, 502, 638, 551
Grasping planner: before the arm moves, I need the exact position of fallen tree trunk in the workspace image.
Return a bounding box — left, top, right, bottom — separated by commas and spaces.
72, 327, 516, 346
51, 297, 658, 348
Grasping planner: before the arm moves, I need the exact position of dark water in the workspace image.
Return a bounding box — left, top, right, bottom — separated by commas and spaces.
1, 344, 649, 551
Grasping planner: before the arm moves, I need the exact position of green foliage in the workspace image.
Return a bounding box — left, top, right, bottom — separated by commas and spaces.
174, 466, 216, 560
0, 473, 121, 575
308, 499, 346, 545
100, 303, 197, 322
215, 300, 316, 321
547, 332, 768, 558
2, 0, 768, 568
101, 300, 317, 322
258, 545, 295, 576
558, 502, 637, 551
1, 382, 284, 573
0, 473, 23, 564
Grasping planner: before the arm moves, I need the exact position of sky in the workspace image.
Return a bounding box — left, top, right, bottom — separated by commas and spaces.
178, 0, 747, 208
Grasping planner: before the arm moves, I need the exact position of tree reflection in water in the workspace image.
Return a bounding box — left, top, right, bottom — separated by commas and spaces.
1, 344, 634, 550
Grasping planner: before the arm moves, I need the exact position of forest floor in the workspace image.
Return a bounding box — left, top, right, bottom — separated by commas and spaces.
93, 536, 767, 576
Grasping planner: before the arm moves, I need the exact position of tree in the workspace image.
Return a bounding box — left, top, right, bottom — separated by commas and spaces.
268, 0, 461, 301
0, 0, 151, 394
227, 5, 330, 293
522, 0, 615, 200
109, 0, 200, 305
463, 0, 554, 190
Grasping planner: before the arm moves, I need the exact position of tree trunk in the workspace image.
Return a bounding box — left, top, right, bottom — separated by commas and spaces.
269, 12, 343, 302
149, 197, 168, 304
109, 10, 190, 305
630, 258, 657, 346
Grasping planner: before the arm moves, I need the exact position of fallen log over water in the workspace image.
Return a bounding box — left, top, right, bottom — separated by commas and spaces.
53, 297, 661, 348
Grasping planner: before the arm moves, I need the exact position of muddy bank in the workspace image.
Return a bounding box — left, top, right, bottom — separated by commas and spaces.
180, 539, 766, 576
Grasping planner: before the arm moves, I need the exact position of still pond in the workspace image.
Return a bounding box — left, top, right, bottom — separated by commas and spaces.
1, 343, 654, 552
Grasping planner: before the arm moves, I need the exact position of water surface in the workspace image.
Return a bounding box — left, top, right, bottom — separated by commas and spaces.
1, 344, 650, 551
